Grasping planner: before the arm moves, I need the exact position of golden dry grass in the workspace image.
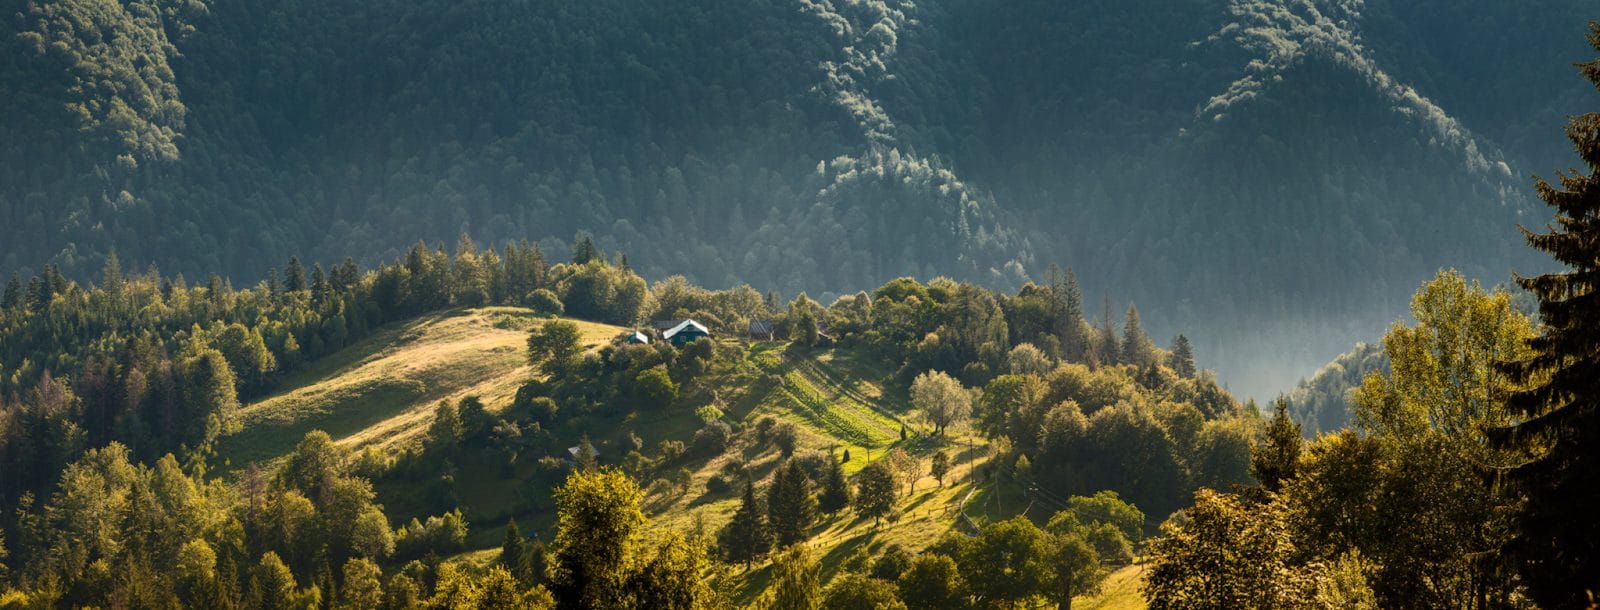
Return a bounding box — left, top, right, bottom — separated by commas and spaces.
217, 307, 623, 467
1076, 564, 1148, 610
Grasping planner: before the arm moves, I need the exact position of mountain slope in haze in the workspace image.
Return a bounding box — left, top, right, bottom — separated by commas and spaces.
2, 0, 1592, 397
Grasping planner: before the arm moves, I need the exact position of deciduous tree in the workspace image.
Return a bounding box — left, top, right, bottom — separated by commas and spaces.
910, 370, 969, 435
548, 468, 645, 609
854, 461, 898, 526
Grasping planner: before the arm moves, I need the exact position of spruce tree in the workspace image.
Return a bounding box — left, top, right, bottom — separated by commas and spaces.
2, 272, 19, 309
819, 454, 852, 514
24, 276, 44, 312
572, 232, 600, 265
285, 257, 308, 292
1169, 335, 1197, 379
1491, 23, 1600, 607
1050, 265, 1089, 362
1122, 303, 1155, 368
767, 460, 819, 547
42, 264, 65, 296
1096, 296, 1120, 366
718, 479, 772, 568
311, 263, 330, 306
500, 518, 531, 584
1249, 396, 1301, 492
102, 251, 123, 294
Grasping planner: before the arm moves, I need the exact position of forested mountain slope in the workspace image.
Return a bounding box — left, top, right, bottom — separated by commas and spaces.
2, 0, 1592, 396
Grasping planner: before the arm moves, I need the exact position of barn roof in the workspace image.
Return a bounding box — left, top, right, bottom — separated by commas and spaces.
627, 330, 650, 343
663, 319, 710, 340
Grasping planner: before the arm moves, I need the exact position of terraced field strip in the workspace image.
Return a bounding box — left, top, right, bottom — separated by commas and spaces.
796, 358, 907, 425
776, 370, 899, 448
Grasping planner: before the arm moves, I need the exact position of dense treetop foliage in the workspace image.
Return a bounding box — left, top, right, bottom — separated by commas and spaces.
0, 230, 1253, 606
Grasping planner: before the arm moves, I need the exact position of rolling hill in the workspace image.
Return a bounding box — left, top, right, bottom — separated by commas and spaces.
212, 307, 1150, 607
217, 308, 625, 467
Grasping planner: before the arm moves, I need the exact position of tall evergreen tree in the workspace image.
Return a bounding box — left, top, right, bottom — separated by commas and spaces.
24, 275, 44, 312
1050, 265, 1088, 363
572, 232, 600, 265
2, 272, 19, 309
332, 257, 360, 292
500, 518, 532, 584
767, 460, 819, 547
1250, 396, 1302, 492
1169, 335, 1196, 379
311, 264, 330, 306
1095, 296, 1121, 366
718, 479, 772, 568
1122, 304, 1155, 368
102, 252, 124, 294
1491, 23, 1600, 608
284, 257, 308, 292
819, 454, 852, 514
42, 264, 65, 296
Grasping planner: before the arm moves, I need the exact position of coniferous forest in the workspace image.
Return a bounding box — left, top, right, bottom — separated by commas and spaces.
3, 1, 1600, 608
3, 0, 1596, 396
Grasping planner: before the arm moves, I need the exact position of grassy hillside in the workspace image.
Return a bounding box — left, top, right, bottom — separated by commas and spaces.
214, 313, 1149, 607
1077, 565, 1148, 610
217, 307, 624, 467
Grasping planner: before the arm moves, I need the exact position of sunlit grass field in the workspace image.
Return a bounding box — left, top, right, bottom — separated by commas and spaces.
216, 319, 1148, 607
217, 307, 623, 467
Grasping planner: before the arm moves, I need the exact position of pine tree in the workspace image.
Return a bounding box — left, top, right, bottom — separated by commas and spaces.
1250, 396, 1302, 492
1095, 296, 1121, 366
1052, 265, 1089, 362
311, 263, 330, 306
572, 232, 600, 265
285, 257, 308, 292
24, 275, 44, 312
333, 257, 360, 292
718, 479, 772, 568
1122, 303, 1155, 368
819, 454, 852, 514
1490, 24, 1600, 607
102, 251, 124, 294
500, 518, 532, 584
767, 460, 819, 547
2, 272, 19, 309
42, 264, 65, 296
1169, 335, 1197, 379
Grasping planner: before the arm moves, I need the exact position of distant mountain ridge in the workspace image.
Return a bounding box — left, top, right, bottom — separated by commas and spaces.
1, 0, 1591, 397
